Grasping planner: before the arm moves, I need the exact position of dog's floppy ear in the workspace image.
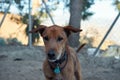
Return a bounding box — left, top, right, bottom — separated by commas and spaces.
29, 25, 46, 35
64, 25, 82, 37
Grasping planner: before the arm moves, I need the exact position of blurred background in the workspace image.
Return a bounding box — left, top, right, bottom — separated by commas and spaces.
0, 1, 120, 80
0, 0, 120, 57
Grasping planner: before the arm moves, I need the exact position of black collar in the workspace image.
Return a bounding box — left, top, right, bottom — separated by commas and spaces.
54, 51, 67, 64
48, 51, 68, 74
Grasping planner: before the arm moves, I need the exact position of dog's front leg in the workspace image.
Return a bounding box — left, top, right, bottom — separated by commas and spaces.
75, 71, 82, 80
74, 61, 82, 80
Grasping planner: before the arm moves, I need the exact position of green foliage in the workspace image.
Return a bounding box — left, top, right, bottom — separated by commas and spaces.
14, 0, 21, 4
3, 0, 10, 3
21, 14, 29, 24
7, 38, 22, 45
82, 11, 94, 20
51, 0, 94, 20
112, 0, 120, 11
0, 38, 6, 46
0, 38, 21, 46
82, 0, 94, 20
22, 14, 41, 44
0, 0, 94, 44
25, 25, 40, 44
0, 0, 94, 20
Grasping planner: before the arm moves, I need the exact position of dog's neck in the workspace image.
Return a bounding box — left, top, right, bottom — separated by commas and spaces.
55, 50, 67, 64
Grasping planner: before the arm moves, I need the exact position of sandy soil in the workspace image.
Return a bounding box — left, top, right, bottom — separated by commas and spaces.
0, 45, 120, 80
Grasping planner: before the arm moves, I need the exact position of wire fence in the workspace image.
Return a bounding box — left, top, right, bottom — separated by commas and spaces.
81, 12, 120, 49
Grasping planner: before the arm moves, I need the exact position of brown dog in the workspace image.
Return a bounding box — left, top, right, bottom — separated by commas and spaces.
30, 25, 82, 80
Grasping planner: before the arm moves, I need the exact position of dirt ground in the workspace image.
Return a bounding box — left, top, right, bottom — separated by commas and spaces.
0, 45, 120, 80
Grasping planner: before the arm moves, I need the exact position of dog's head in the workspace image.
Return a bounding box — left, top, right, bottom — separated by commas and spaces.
30, 25, 82, 62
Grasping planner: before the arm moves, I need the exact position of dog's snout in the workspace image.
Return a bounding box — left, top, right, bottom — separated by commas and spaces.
48, 50, 55, 58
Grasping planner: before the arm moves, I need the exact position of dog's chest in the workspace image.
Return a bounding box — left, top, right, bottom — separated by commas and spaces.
54, 74, 64, 80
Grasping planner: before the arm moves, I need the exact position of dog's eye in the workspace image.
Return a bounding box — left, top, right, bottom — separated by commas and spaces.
43, 36, 49, 41
57, 37, 63, 42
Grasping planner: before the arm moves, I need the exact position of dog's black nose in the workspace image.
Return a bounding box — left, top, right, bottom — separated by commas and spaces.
48, 50, 55, 58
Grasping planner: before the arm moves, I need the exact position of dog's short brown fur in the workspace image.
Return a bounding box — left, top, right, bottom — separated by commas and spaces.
30, 25, 82, 80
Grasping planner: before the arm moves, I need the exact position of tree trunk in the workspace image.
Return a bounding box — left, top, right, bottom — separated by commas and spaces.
69, 0, 83, 47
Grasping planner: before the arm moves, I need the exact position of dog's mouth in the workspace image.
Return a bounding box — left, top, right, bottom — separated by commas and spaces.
48, 53, 62, 62
48, 56, 56, 61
